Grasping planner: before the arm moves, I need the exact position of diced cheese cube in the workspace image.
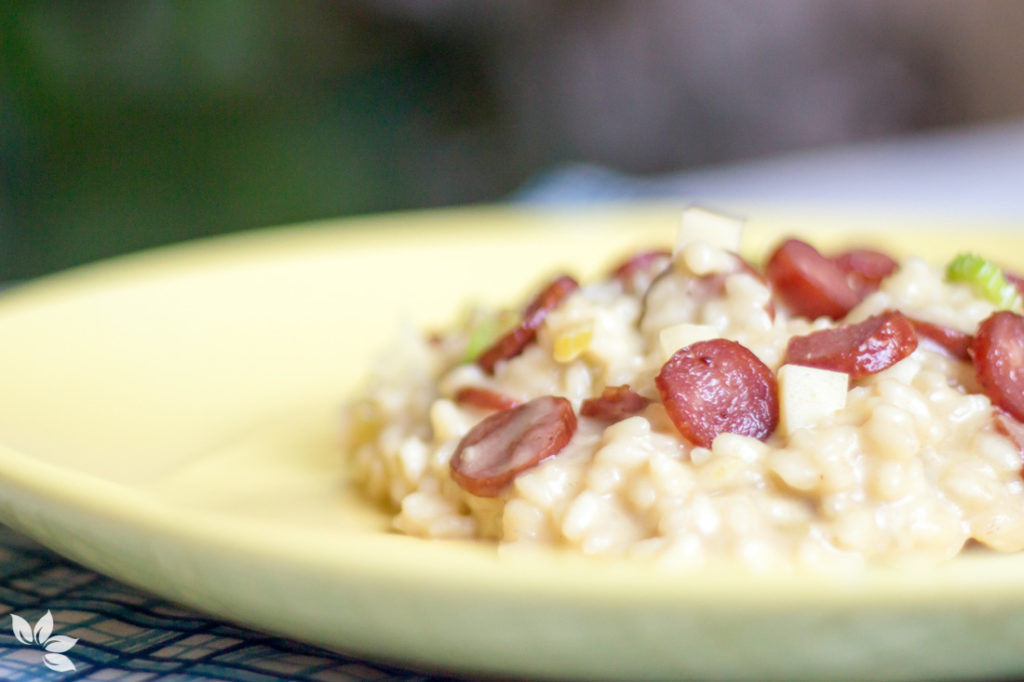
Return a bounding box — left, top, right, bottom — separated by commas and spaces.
778, 364, 849, 436
673, 206, 744, 257
659, 323, 718, 363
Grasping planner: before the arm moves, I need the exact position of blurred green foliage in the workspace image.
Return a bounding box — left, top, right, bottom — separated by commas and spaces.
0, 1, 512, 279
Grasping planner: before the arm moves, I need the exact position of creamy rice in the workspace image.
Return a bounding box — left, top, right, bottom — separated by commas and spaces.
342, 211, 1024, 571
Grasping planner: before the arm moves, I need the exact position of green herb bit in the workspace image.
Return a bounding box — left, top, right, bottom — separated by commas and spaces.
461, 310, 517, 363
946, 253, 1022, 309
462, 318, 497, 362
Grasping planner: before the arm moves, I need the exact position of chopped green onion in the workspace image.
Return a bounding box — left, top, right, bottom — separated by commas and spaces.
462, 318, 497, 362
946, 253, 1022, 309
461, 310, 517, 362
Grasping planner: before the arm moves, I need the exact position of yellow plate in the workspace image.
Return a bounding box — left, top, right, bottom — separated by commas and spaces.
2, 203, 1024, 681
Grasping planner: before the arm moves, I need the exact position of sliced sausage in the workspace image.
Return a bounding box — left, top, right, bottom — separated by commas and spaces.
906, 316, 972, 362
972, 311, 1024, 423
655, 339, 779, 448
454, 386, 522, 412
784, 311, 918, 379
766, 239, 863, 320
611, 249, 671, 293
580, 385, 652, 422
449, 395, 577, 497
476, 275, 579, 374
834, 248, 898, 288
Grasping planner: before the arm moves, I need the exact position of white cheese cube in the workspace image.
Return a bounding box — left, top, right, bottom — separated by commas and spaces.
659, 323, 718, 363
673, 206, 744, 257
778, 364, 849, 436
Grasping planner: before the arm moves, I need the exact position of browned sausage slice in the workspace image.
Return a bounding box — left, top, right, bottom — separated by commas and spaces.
450, 395, 577, 497
834, 248, 898, 287
766, 239, 863, 320
784, 311, 918, 378
454, 386, 522, 412
580, 385, 652, 422
655, 339, 779, 448
906, 316, 972, 362
972, 311, 1024, 423
477, 275, 579, 374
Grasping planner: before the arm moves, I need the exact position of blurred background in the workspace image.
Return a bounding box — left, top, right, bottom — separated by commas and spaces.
2, 0, 1024, 279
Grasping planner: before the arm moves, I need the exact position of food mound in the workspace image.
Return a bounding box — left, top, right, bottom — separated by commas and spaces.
341, 207, 1024, 570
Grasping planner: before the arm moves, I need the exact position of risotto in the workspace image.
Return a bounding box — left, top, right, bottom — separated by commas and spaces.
341, 207, 1024, 571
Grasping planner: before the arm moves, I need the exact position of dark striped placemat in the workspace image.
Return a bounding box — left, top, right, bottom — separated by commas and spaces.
0, 524, 453, 681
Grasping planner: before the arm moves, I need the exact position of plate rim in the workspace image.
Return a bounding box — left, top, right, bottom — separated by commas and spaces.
4, 202, 1024, 680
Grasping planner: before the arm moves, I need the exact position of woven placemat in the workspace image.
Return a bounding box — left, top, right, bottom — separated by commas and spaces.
0, 525, 453, 681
